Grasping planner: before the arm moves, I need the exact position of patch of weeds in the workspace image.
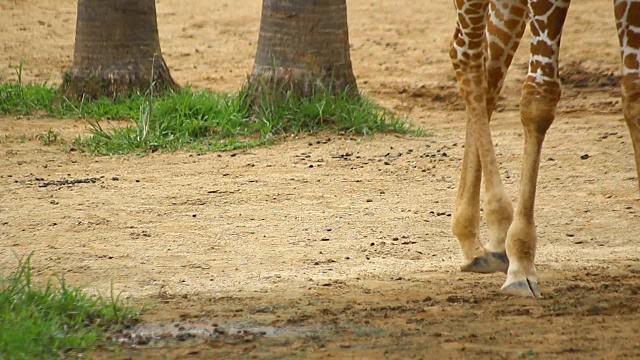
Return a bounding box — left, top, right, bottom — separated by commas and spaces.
0, 253, 139, 359
302, 330, 329, 348
37, 128, 61, 145
76, 86, 424, 155
348, 324, 389, 338
0, 63, 56, 115
517, 349, 536, 358
55, 94, 143, 120
251, 85, 424, 137
1, 69, 425, 155
71, 87, 255, 154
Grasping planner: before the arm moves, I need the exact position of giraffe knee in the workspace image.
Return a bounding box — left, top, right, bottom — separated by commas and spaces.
520, 86, 561, 136
452, 225, 477, 247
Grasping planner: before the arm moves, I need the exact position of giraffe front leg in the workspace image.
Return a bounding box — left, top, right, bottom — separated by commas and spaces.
622, 76, 640, 194
499, 0, 568, 298
501, 84, 560, 298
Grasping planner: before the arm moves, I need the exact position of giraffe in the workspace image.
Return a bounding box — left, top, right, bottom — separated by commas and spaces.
449, 0, 640, 298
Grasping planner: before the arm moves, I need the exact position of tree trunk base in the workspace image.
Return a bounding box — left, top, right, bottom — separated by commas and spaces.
247, 65, 358, 102
59, 55, 177, 100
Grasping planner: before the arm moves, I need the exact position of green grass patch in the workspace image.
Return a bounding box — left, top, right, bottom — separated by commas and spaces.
0, 78, 425, 155
0, 81, 143, 120
0, 254, 138, 359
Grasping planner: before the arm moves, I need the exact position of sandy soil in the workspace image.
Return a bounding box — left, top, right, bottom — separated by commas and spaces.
1, 0, 639, 358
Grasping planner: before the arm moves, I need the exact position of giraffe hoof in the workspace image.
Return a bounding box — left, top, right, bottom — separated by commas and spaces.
501, 278, 541, 298
461, 252, 509, 274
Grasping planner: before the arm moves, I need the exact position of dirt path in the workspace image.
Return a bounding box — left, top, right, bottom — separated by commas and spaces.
1, 0, 639, 358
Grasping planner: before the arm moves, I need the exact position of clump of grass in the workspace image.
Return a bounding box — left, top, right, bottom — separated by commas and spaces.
0, 67, 425, 155
37, 128, 61, 145
0, 82, 143, 120
0, 82, 141, 121
251, 85, 418, 137
0, 64, 56, 114
75, 87, 257, 154
0, 254, 138, 359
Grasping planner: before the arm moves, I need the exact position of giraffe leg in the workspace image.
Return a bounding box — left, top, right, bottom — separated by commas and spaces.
623, 76, 640, 194
501, 0, 570, 298
451, 119, 485, 265
451, 0, 528, 274
450, 0, 491, 268
450, 0, 508, 273
453, 120, 509, 273
614, 0, 640, 194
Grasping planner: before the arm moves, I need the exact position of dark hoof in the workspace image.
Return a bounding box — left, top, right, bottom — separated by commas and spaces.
501, 279, 541, 298
461, 252, 509, 274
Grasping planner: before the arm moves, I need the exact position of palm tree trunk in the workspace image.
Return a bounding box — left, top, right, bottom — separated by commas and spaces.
248, 0, 357, 98
60, 0, 177, 99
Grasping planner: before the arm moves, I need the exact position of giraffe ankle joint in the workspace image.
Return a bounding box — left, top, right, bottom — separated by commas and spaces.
451, 213, 479, 243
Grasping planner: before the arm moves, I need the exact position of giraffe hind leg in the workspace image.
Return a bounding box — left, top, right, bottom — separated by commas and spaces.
452, 0, 529, 275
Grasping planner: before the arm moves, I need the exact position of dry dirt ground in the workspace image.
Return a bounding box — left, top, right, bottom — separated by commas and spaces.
1, 0, 640, 358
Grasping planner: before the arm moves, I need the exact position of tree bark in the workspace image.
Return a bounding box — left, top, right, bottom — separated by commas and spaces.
248, 0, 357, 98
60, 0, 177, 99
